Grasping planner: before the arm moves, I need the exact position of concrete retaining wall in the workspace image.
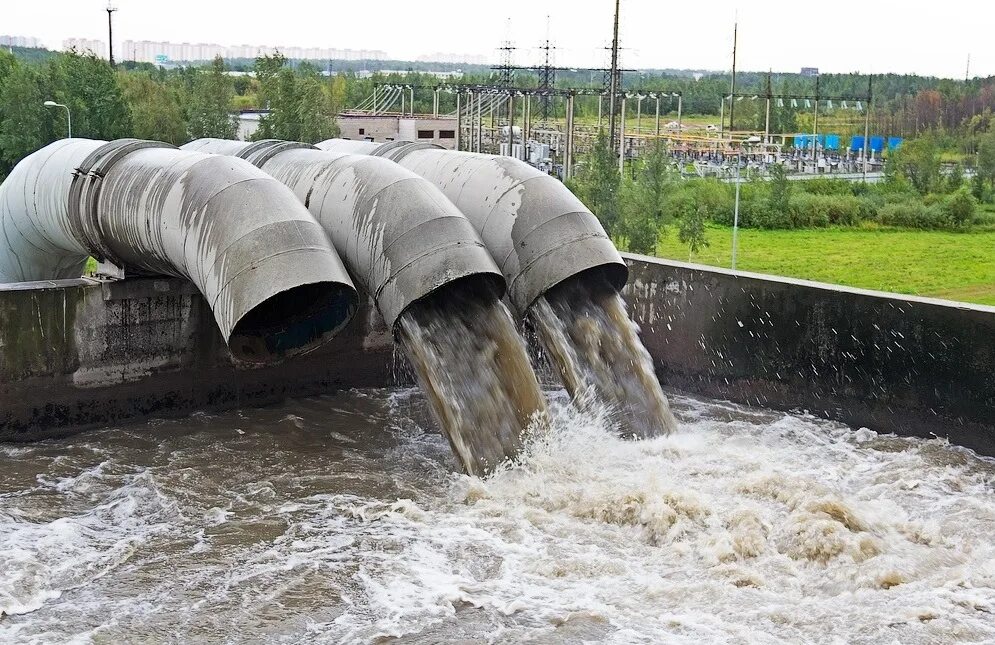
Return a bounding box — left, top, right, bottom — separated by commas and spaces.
0, 277, 395, 441
2, 257, 993, 455
623, 254, 995, 455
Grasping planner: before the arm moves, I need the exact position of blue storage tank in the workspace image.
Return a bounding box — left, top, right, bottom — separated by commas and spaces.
850, 135, 865, 152
888, 137, 903, 150
870, 136, 885, 153
824, 134, 840, 151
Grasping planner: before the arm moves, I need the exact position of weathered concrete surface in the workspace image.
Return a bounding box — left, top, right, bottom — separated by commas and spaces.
0, 277, 394, 441
623, 254, 995, 456
3, 256, 994, 455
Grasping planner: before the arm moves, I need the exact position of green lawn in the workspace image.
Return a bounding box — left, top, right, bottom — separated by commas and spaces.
653, 225, 995, 306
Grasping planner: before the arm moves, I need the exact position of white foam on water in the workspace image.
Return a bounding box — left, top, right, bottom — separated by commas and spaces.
0, 467, 180, 622
324, 397, 995, 643
0, 390, 993, 644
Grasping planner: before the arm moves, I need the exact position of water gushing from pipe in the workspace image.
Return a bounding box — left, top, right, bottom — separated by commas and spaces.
397, 282, 548, 475
529, 273, 677, 437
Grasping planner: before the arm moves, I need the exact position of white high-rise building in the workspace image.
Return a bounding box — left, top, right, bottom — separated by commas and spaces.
119, 39, 388, 64
63, 38, 107, 58
0, 35, 43, 49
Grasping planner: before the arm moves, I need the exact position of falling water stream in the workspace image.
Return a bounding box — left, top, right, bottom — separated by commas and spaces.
530, 275, 678, 438
396, 285, 548, 476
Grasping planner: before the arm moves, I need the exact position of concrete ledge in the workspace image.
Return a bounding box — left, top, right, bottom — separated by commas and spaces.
622, 253, 995, 455
0, 277, 395, 441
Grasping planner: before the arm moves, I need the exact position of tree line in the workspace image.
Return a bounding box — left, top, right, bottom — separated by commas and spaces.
0, 50, 367, 181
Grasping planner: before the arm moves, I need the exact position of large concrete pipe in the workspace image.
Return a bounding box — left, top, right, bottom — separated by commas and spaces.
0, 138, 358, 363
180, 139, 504, 330
315, 139, 627, 315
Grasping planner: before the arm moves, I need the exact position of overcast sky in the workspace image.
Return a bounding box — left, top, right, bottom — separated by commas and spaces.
4, 0, 992, 79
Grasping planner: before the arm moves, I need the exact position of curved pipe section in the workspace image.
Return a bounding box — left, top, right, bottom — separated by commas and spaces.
181, 138, 504, 331
0, 138, 358, 363
316, 139, 627, 315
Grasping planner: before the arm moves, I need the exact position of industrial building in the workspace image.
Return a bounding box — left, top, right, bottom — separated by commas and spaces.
336, 114, 459, 150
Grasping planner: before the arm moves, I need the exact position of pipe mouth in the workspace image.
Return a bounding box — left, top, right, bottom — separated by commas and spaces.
392, 271, 505, 335
539, 263, 629, 304
227, 281, 357, 364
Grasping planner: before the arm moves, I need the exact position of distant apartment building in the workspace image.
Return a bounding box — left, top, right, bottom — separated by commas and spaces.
0, 35, 43, 49
416, 52, 489, 65
63, 38, 107, 58
122, 40, 389, 64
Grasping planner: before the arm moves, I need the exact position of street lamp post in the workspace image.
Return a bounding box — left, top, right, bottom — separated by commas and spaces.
732, 149, 741, 270
44, 101, 71, 139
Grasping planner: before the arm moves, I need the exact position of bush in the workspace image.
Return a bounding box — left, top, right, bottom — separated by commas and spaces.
667, 180, 732, 225
877, 201, 951, 229
799, 177, 856, 196
942, 187, 977, 227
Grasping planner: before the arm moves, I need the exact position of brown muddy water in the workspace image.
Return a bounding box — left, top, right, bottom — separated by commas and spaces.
397, 288, 547, 476
2, 388, 994, 644
530, 277, 677, 438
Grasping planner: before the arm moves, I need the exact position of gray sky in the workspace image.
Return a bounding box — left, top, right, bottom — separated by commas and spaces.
4, 0, 992, 79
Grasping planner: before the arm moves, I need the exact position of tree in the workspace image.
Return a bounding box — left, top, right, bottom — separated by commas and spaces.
0, 64, 49, 168
49, 51, 131, 140
569, 131, 621, 238
294, 63, 337, 143
767, 163, 791, 214
977, 131, 995, 191
120, 72, 186, 144
619, 141, 675, 254
252, 53, 292, 140
946, 162, 964, 193
889, 136, 940, 194
678, 204, 709, 260
187, 56, 237, 140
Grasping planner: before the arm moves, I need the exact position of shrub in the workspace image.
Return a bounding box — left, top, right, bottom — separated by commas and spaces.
942, 187, 976, 227
799, 177, 855, 196
877, 201, 950, 229
667, 180, 732, 225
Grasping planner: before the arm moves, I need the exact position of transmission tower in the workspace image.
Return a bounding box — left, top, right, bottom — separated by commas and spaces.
496, 18, 516, 87
607, 0, 621, 150
537, 21, 556, 122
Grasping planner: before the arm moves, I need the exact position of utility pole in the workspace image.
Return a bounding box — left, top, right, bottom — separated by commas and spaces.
764, 71, 772, 144
106, 1, 117, 66
863, 75, 872, 181
618, 95, 626, 175
655, 93, 661, 137
729, 18, 737, 133
607, 0, 621, 150
732, 149, 741, 269
812, 74, 820, 168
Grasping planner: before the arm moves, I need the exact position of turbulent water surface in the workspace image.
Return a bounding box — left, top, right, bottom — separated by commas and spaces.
1, 388, 994, 644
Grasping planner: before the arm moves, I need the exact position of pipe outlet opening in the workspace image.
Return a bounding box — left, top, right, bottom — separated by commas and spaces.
227, 281, 357, 364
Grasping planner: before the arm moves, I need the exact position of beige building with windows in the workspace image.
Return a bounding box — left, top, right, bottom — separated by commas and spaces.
336, 114, 458, 150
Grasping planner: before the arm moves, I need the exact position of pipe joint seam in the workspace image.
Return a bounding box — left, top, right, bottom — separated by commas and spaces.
68, 139, 176, 266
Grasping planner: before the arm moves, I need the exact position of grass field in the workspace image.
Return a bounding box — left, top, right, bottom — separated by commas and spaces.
653, 225, 995, 306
